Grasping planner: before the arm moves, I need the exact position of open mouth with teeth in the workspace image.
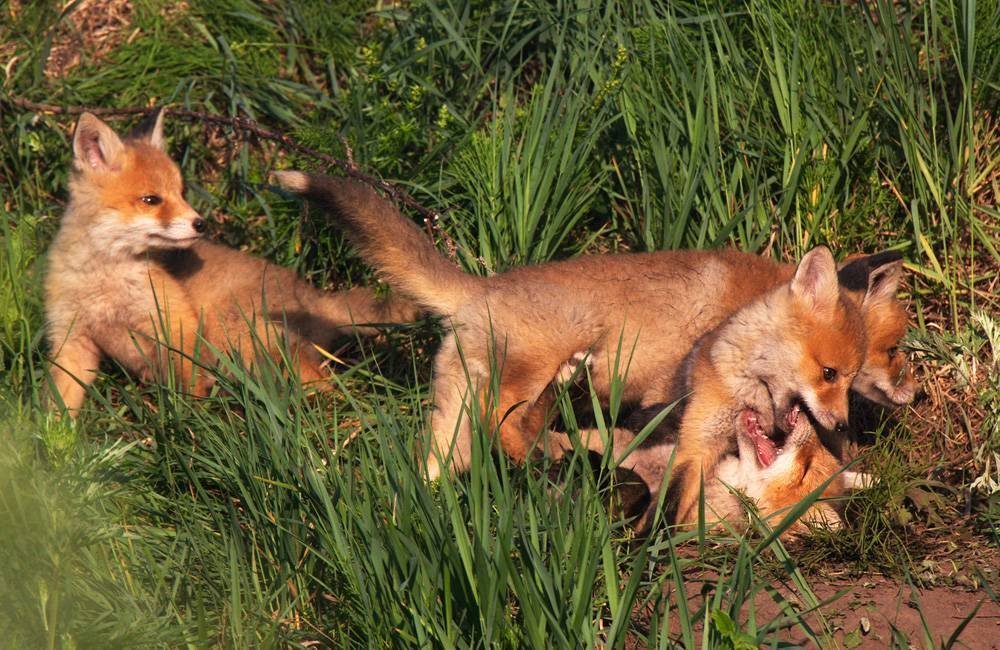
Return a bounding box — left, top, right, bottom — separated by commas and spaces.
740, 403, 800, 467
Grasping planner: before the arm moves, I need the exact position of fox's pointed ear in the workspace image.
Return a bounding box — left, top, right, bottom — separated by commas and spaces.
862, 252, 903, 305
73, 112, 125, 172
791, 246, 839, 314
128, 108, 166, 149
837, 250, 903, 305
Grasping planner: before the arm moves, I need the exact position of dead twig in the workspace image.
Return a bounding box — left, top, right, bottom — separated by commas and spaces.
0, 95, 444, 224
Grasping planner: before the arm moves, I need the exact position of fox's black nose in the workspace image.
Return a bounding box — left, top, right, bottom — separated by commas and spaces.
192, 217, 207, 233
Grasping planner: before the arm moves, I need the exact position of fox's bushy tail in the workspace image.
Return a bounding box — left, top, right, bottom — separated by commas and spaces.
314, 288, 424, 336
273, 171, 480, 316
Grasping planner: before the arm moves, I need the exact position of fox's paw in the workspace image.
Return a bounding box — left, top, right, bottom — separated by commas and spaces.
784, 402, 802, 431
554, 351, 591, 386
842, 470, 874, 490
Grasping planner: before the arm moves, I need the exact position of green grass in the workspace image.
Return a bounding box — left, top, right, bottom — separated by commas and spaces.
1, 0, 998, 646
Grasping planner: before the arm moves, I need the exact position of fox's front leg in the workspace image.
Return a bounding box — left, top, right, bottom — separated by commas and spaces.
48, 336, 101, 414
165, 307, 211, 397
663, 394, 735, 527
150, 274, 211, 397
129, 297, 210, 397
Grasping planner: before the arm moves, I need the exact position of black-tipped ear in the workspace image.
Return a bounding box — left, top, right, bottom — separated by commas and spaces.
837, 251, 904, 304
73, 112, 125, 172
128, 108, 166, 149
864, 254, 903, 304
837, 256, 872, 293
790, 246, 839, 314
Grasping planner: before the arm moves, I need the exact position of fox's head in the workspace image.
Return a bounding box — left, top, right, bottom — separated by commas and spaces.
763, 246, 866, 435
67, 110, 205, 255
735, 407, 847, 534
838, 252, 918, 408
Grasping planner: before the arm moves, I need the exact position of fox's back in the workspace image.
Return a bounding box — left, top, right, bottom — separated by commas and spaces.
481, 248, 790, 328
467, 248, 793, 403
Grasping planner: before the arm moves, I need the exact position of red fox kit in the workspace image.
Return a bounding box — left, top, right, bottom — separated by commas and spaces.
615, 252, 911, 527
659, 250, 866, 526
45, 112, 418, 412
684, 413, 848, 537
553, 250, 867, 527
836, 252, 916, 407
727, 407, 849, 535
273, 173, 866, 486
553, 409, 849, 537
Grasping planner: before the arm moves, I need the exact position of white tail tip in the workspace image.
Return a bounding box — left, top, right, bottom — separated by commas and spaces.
271, 170, 309, 192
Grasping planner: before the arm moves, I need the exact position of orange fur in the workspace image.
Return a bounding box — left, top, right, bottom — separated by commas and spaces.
275, 174, 884, 494
650, 248, 866, 527
45, 113, 420, 413
550, 421, 849, 538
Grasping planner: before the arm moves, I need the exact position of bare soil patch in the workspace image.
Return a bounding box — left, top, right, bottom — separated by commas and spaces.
45, 0, 134, 78
802, 578, 1000, 649
634, 570, 999, 648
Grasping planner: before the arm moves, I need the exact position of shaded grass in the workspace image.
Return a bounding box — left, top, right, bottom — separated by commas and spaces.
1, 334, 852, 645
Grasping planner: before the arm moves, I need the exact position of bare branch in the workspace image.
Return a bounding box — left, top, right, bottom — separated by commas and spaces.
0, 95, 444, 223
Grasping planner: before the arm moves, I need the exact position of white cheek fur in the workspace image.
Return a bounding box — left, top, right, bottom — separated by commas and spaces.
160, 218, 200, 241
91, 213, 198, 255
91, 213, 161, 254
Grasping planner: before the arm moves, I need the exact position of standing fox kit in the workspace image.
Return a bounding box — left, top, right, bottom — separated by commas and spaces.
45, 112, 418, 412
658, 262, 865, 526
274, 174, 899, 499
555, 249, 868, 527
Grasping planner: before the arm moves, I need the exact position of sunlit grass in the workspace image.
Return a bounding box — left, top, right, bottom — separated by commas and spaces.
0, 0, 996, 645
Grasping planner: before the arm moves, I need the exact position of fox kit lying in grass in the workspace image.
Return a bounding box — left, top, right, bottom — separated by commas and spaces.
274, 173, 875, 490
613, 251, 912, 526
676, 417, 847, 537
548, 249, 867, 527
45, 112, 419, 413
552, 407, 849, 537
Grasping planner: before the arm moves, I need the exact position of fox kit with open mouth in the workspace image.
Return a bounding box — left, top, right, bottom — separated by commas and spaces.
45, 112, 419, 413
555, 250, 867, 528
694, 406, 848, 536
555, 408, 849, 537
607, 251, 912, 528
659, 248, 866, 526
275, 173, 870, 486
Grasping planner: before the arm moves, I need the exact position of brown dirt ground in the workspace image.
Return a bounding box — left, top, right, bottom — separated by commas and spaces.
634, 571, 1000, 648
802, 578, 1000, 649
44, 0, 135, 79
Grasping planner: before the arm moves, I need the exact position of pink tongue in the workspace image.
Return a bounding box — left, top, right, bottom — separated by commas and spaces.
755, 435, 777, 467
741, 409, 778, 467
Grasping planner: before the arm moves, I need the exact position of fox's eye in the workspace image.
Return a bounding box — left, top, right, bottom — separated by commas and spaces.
887, 346, 898, 360
822, 367, 837, 382
140, 195, 162, 206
